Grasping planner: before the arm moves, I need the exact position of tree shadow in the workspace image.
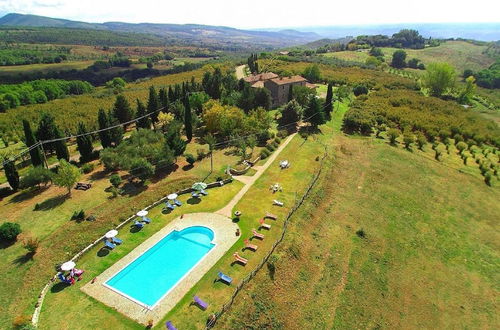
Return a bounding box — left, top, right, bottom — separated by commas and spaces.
34, 194, 67, 211
150, 164, 178, 184
89, 169, 108, 181
129, 225, 142, 233
232, 217, 240, 223
97, 247, 110, 257
187, 197, 201, 205
161, 208, 172, 215
12, 252, 35, 265
0, 240, 15, 249
51, 282, 70, 293
10, 186, 50, 204
121, 182, 148, 197
182, 164, 194, 171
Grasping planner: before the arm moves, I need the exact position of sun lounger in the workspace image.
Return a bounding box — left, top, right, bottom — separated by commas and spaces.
133, 220, 144, 228
265, 212, 277, 220
273, 200, 284, 206
233, 253, 248, 265
142, 217, 151, 224
217, 271, 232, 284
200, 189, 208, 196
193, 295, 208, 310
174, 199, 182, 206
259, 218, 271, 230
252, 229, 264, 239
165, 321, 177, 330
111, 237, 122, 245
104, 240, 116, 250
191, 191, 200, 198
244, 239, 258, 251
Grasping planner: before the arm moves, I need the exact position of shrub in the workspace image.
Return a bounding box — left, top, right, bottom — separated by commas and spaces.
416, 132, 427, 150
403, 131, 415, 149
81, 163, 94, 174
0, 222, 21, 242
196, 148, 207, 161
274, 136, 282, 144
387, 128, 401, 145
356, 229, 366, 238
20, 166, 52, 189
277, 129, 288, 139
456, 141, 468, 153
12, 315, 32, 328
109, 174, 122, 187
185, 153, 196, 166
71, 209, 85, 221
260, 149, 270, 159
484, 171, 493, 186
353, 84, 369, 96
23, 236, 40, 254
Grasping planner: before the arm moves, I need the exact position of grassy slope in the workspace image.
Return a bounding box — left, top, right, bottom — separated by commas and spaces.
217, 109, 499, 329
323, 41, 495, 72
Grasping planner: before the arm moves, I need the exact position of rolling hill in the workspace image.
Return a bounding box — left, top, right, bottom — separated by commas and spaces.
0, 13, 319, 49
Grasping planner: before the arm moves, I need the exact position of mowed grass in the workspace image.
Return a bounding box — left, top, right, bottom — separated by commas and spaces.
217, 131, 499, 329
0, 139, 241, 329
322, 41, 495, 72
0, 60, 93, 77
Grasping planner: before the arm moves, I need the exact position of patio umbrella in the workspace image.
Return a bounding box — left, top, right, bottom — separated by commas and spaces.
61, 261, 76, 271
105, 229, 118, 239
136, 210, 148, 217
192, 182, 207, 191
167, 193, 178, 200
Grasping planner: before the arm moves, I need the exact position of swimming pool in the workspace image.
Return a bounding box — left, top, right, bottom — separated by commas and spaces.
105, 226, 215, 308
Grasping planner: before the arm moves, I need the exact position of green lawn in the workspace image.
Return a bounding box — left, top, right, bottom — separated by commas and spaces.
0, 61, 93, 78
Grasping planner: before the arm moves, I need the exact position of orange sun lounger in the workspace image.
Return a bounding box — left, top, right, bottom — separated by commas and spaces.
259, 218, 271, 230
233, 252, 248, 265
252, 229, 264, 239
244, 239, 258, 251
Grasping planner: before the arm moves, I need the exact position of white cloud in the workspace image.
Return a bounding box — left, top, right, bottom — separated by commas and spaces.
0, 0, 498, 28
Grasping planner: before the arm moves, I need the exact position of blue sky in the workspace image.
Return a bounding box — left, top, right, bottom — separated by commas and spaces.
0, 0, 499, 29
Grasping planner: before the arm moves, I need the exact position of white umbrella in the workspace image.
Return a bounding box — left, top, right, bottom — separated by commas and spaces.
192, 182, 208, 191
105, 229, 118, 239
167, 193, 178, 200
136, 210, 148, 217
61, 261, 76, 271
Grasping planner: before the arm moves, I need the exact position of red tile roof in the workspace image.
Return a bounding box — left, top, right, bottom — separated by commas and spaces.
268, 75, 307, 85
243, 72, 278, 83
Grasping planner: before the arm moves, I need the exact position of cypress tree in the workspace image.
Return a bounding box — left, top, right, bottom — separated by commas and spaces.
76, 122, 94, 163
159, 88, 169, 110
135, 99, 151, 129
4, 160, 19, 191
97, 108, 112, 148
165, 121, 186, 158
113, 95, 133, 127
23, 120, 43, 167
36, 113, 57, 153
324, 82, 333, 118
168, 86, 175, 103
183, 95, 193, 142
108, 111, 124, 147
147, 86, 160, 123
53, 126, 69, 161
304, 95, 325, 127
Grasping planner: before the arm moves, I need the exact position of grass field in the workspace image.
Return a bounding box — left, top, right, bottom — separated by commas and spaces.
322, 41, 496, 73
216, 124, 499, 329
0, 60, 93, 77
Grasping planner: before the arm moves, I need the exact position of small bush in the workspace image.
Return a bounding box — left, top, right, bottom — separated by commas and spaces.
71, 209, 85, 221
484, 171, 493, 186
0, 222, 21, 242
23, 236, 40, 254
81, 163, 94, 174
403, 131, 415, 149
277, 129, 288, 139
266, 144, 275, 152
356, 229, 366, 238
185, 153, 196, 166
387, 128, 401, 145
109, 174, 122, 187
353, 84, 369, 96
12, 315, 32, 328
272, 141, 279, 149
274, 136, 282, 144
196, 148, 207, 160
260, 149, 270, 159
456, 141, 468, 153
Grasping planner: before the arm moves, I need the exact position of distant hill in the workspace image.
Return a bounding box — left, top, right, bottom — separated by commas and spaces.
0, 13, 320, 49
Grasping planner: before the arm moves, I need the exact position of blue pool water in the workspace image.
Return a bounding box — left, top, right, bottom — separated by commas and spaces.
105, 226, 215, 307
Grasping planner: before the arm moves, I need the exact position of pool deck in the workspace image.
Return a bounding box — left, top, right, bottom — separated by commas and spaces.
81, 213, 239, 325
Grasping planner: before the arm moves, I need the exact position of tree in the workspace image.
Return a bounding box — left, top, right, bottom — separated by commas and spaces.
287, 84, 294, 102
20, 166, 52, 189
36, 113, 57, 153
458, 75, 476, 104
185, 153, 196, 166
23, 120, 43, 167
0, 222, 21, 242
109, 174, 122, 187
76, 122, 94, 163
369, 47, 384, 57
183, 95, 193, 142
129, 158, 154, 183
4, 161, 19, 191
97, 108, 112, 148
53, 127, 69, 161
147, 86, 160, 123
157, 111, 174, 132
280, 100, 303, 126
303, 64, 321, 82
52, 159, 81, 196
164, 121, 186, 157
323, 82, 333, 118
387, 128, 401, 145
113, 95, 133, 127
407, 58, 420, 69
423, 62, 456, 97
391, 50, 407, 68
108, 111, 124, 146
304, 95, 325, 127
135, 99, 151, 129
353, 84, 369, 96
254, 88, 272, 110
